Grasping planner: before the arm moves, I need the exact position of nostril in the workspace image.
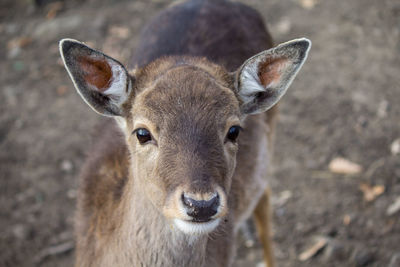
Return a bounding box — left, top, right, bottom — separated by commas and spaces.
182, 193, 220, 221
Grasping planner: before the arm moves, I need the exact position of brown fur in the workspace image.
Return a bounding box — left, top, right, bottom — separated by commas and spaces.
259, 58, 288, 87
78, 56, 112, 91
75, 0, 277, 266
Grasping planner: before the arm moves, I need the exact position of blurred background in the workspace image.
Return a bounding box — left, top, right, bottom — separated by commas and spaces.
1, 0, 399, 266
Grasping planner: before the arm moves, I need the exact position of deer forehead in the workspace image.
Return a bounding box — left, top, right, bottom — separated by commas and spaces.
130, 66, 240, 133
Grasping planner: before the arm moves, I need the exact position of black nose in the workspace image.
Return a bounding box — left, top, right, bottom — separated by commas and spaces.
182, 193, 219, 222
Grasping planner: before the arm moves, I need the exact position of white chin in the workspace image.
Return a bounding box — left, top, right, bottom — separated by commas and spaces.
174, 218, 221, 235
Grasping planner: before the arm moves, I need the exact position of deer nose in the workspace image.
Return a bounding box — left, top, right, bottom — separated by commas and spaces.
182, 193, 220, 222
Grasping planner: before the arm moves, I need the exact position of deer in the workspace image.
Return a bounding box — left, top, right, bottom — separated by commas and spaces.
59, 0, 310, 266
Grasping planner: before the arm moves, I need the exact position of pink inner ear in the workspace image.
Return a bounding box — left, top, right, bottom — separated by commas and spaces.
258, 57, 288, 87
77, 56, 112, 92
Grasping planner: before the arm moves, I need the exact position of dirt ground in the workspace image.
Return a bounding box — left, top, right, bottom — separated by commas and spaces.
1, 0, 399, 266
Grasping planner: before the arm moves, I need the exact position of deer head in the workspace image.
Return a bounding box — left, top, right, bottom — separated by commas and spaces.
59, 38, 310, 235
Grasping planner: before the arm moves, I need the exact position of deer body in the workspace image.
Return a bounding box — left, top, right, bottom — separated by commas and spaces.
60, 1, 310, 266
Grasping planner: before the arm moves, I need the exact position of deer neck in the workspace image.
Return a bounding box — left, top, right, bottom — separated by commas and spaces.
117, 176, 209, 267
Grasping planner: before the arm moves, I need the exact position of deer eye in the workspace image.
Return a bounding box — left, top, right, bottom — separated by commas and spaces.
226, 126, 241, 142
134, 128, 152, 144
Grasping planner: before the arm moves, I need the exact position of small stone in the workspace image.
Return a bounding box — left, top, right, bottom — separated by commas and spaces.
244, 239, 254, 248
60, 159, 73, 172
240, 221, 256, 248
391, 138, 400, 155
377, 99, 389, 118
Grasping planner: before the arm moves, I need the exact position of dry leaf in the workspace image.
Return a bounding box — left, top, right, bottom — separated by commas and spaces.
387, 197, 400, 216
109, 26, 130, 39
377, 99, 388, 118
298, 237, 328, 261
273, 190, 292, 207
46, 2, 64, 20
57, 85, 68, 96
343, 214, 351, 226
359, 183, 385, 202
57, 58, 64, 67
299, 0, 319, 10
329, 157, 362, 175
7, 37, 32, 50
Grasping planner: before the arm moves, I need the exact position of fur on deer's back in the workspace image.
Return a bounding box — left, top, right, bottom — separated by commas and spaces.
132, 0, 273, 70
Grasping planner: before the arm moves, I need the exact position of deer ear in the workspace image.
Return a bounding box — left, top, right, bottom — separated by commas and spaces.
235, 38, 311, 115
59, 39, 132, 116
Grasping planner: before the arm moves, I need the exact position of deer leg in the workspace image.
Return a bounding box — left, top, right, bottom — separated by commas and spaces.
254, 188, 275, 267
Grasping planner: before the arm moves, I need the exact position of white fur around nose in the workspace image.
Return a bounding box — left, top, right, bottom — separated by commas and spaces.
174, 218, 220, 235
